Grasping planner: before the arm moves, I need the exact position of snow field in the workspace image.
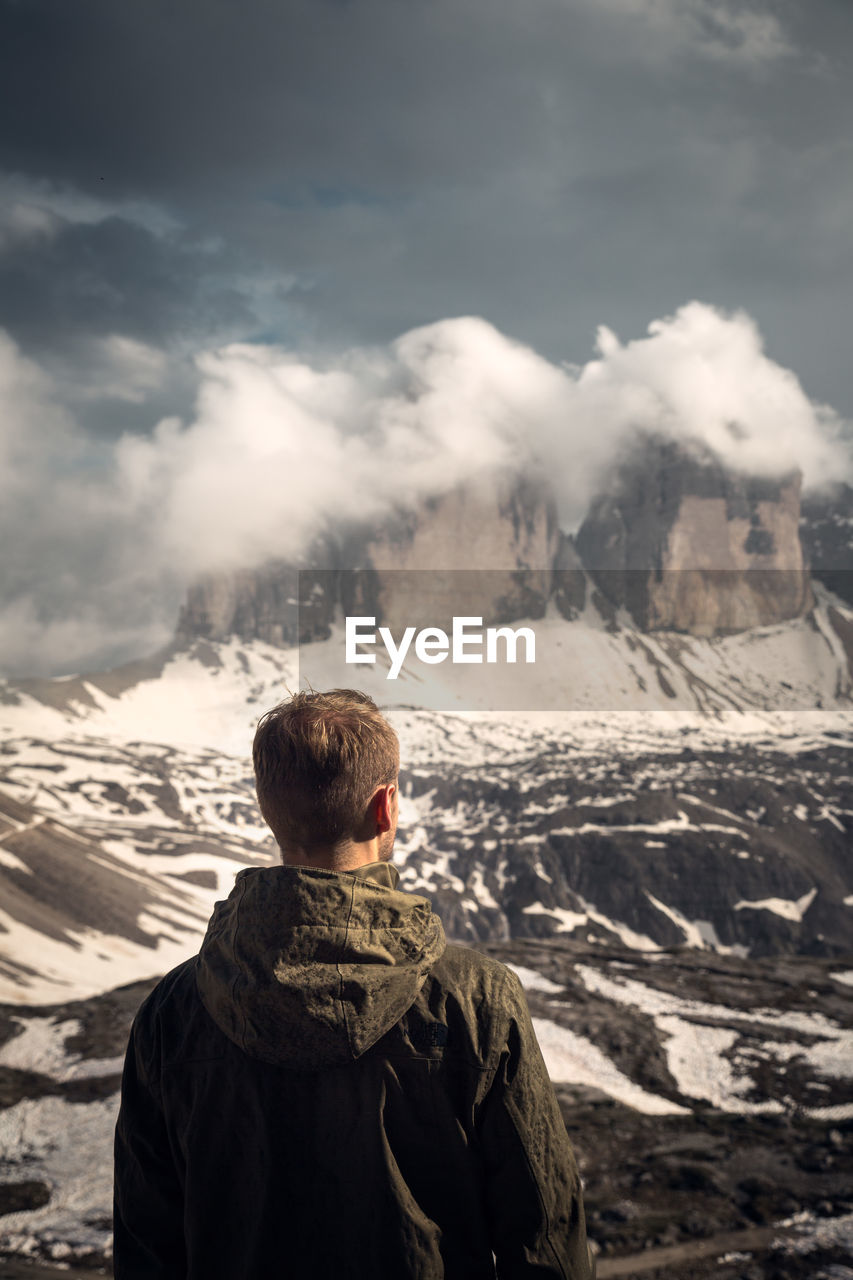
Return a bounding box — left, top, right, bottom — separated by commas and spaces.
0, 1095, 118, 1262
574, 964, 853, 1117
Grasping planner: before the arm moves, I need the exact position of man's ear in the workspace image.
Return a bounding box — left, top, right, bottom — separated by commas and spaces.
373, 782, 397, 833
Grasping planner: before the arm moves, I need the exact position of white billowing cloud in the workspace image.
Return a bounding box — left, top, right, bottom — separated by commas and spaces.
0, 333, 181, 675
113, 323, 532, 576
1, 302, 850, 675
0, 332, 79, 496
545, 300, 849, 512
144, 301, 846, 574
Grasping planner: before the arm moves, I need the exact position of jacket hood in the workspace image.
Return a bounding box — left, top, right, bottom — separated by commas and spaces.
195, 862, 446, 1070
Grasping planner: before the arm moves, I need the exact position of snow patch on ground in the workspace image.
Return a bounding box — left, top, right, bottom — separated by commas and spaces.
0, 1016, 123, 1081
775, 1211, 853, 1258
656, 1015, 782, 1114
735, 888, 818, 922
575, 964, 853, 1115
522, 902, 588, 933
0, 1094, 118, 1262
550, 812, 745, 839
532, 1017, 689, 1117
468, 867, 500, 910
0, 904, 206, 1005
519, 898, 663, 951
646, 892, 747, 956
506, 964, 566, 995
0, 846, 33, 874
399, 851, 466, 895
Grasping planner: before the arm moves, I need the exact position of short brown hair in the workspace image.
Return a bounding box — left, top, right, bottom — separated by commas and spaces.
252, 689, 399, 851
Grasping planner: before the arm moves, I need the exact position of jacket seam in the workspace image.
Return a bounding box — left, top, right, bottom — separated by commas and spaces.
337, 876, 358, 1057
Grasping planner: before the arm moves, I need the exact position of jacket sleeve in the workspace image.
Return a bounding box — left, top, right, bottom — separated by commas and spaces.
113, 1010, 187, 1279
476, 969, 595, 1279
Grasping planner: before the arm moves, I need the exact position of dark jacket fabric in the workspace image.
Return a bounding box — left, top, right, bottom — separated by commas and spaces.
113, 861, 594, 1279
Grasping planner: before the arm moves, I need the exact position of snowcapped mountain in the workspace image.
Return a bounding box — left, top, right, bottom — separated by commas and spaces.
1, 449, 852, 1274
0, 570, 851, 1009
1, 639, 851, 1275
0, 450, 849, 1041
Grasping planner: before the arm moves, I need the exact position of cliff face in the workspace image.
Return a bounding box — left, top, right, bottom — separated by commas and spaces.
342, 472, 558, 633
576, 440, 812, 635
175, 444, 822, 647
176, 473, 558, 644
176, 536, 339, 646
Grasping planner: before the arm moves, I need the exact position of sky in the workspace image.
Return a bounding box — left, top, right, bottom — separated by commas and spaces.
1, 0, 852, 676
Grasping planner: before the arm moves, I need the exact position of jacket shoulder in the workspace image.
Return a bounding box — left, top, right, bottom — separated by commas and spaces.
133, 957, 199, 1025
433, 943, 523, 996
413, 944, 527, 1072
128, 957, 217, 1079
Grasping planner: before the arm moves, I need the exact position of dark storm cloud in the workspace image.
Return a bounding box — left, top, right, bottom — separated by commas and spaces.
2, 0, 851, 412
0, 215, 254, 349
1, 0, 852, 675
0, 0, 548, 197
0, 0, 839, 207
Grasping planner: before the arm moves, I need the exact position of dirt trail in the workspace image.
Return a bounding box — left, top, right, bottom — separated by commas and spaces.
596, 1222, 793, 1277
0, 1227, 796, 1280
0, 1265, 106, 1279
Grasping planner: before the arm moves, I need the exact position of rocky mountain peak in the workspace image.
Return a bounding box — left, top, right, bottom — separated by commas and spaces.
340, 470, 558, 633
175, 470, 559, 646
174, 441, 837, 646
576, 436, 812, 634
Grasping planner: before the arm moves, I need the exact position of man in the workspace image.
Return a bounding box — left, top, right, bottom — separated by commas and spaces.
114, 689, 595, 1278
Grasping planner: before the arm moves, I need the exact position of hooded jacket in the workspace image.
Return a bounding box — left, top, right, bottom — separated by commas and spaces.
113, 862, 594, 1279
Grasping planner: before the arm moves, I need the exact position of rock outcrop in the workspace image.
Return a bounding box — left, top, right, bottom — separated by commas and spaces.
342, 472, 558, 633
176, 535, 339, 647
800, 480, 853, 607
174, 444, 824, 646
551, 533, 587, 621
576, 438, 812, 635
176, 472, 559, 645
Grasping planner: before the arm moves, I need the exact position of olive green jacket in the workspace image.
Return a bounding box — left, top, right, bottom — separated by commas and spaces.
114, 862, 594, 1278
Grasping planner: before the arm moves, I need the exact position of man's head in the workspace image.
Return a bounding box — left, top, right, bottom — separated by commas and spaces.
252, 689, 400, 869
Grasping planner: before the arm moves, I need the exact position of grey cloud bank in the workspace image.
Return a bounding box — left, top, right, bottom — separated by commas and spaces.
1, 0, 852, 413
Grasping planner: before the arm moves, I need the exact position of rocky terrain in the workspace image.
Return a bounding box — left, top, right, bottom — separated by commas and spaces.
176, 469, 559, 646
508, 940, 853, 1280
0, 698, 851, 1275
0, 709, 851, 1006
0, 446, 851, 1275
400, 734, 853, 957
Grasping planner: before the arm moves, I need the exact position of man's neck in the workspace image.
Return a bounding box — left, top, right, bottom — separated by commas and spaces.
280, 839, 387, 872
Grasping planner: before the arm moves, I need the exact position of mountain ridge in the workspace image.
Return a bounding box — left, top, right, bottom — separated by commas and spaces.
173, 442, 850, 654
